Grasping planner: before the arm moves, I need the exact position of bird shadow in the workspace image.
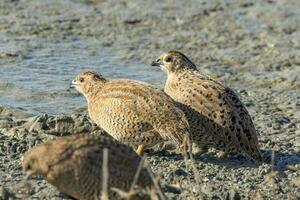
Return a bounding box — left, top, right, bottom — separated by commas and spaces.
145, 148, 300, 170
145, 149, 259, 168
261, 149, 300, 171
193, 149, 300, 170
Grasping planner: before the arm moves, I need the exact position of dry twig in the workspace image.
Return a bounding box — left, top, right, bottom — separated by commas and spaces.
101, 148, 109, 200
144, 160, 166, 200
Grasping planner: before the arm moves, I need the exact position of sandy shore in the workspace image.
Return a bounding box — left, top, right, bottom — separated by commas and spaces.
0, 0, 299, 199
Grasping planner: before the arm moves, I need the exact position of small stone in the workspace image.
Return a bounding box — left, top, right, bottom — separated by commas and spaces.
174, 168, 187, 177
165, 184, 181, 194
228, 189, 241, 200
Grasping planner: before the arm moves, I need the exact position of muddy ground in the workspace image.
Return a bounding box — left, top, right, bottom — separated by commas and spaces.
0, 0, 299, 199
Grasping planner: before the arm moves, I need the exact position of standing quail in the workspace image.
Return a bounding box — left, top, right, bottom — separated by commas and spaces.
152, 51, 262, 161
71, 71, 190, 155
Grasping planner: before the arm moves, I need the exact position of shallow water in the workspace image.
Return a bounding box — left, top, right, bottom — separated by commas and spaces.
0, 36, 165, 115
1, 0, 299, 116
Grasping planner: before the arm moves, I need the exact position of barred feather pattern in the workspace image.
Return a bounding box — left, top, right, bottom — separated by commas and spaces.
73, 72, 190, 150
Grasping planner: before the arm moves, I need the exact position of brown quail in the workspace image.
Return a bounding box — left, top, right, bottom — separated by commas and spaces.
22, 134, 152, 200
152, 51, 262, 161
71, 71, 190, 155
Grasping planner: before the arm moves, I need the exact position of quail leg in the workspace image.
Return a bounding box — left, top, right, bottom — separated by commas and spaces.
136, 144, 145, 155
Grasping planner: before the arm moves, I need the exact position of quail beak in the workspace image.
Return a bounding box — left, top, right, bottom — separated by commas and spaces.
151, 59, 162, 67
69, 79, 77, 89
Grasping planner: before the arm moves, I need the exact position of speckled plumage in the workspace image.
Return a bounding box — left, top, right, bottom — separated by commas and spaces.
72, 71, 190, 152
22, 134, 152, 200
152, 51, 262, 161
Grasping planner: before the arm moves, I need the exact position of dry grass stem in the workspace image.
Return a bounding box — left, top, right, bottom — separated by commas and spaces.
271, 150, 275, 172
250, 150, 280, 200
130, 157, 145, 191
112, 157, 145, 200
144, 159, 166, 200
182, 136, 203, 199
110, 187, 132, 199
101, 148, 109, 200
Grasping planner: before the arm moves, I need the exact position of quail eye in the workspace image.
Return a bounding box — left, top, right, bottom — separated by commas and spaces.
165, 56, 173, 63
26, 164, 31, 170
79, 78, 84, 83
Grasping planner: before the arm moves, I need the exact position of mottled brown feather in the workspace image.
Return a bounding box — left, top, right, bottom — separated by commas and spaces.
154, 51, 262, 160
22, 134, 152, 200
72, 72, 190, 149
